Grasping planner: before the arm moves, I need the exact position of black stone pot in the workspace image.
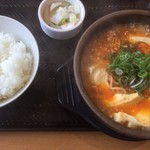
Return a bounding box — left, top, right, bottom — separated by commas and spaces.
74, 10, 150, 140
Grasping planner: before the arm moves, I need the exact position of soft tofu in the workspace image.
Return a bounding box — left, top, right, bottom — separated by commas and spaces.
89, 66, 109, 85
111, 93, 139, 106
129, 36, 150, 45
112, 112, 142, 128
136, 110, 150, 127
113, 111, 150, 128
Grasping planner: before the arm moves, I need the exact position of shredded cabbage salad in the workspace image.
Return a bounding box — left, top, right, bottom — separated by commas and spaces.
49, 1, 80, 29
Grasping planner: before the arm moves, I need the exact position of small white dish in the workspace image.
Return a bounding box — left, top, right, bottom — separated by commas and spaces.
0, 15, 39, 107
38, 0, 86, 40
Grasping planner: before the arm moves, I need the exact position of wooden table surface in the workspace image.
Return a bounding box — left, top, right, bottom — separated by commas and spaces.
0, 131, 149, 150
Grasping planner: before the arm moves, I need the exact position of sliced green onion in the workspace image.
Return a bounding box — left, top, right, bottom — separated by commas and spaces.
138, 70, 148, 78
118, 76, 129, 86
129, 78, 144, 88
108, 43, 150, 93
115, 68, 123, 76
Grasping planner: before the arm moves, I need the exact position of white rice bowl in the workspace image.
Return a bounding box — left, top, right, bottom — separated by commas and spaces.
0, 16, 39, 107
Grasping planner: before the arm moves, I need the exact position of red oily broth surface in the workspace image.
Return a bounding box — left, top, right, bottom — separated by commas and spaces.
81, 23, 150, 126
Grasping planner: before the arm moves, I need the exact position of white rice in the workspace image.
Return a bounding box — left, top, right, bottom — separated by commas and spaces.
0, 32, 33, 100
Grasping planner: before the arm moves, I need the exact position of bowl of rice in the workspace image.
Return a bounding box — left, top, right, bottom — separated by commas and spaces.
0, 15, 39, 107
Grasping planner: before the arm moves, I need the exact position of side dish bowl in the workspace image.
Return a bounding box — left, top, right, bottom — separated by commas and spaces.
0, 15, 39, 107
38, 0, 85, 40
74, 10, 150, 139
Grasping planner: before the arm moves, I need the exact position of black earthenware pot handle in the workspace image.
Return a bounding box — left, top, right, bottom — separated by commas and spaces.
55, 61, 142, 141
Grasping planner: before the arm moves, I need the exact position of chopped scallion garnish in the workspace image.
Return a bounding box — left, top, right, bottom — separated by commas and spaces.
108, 43, 150, 93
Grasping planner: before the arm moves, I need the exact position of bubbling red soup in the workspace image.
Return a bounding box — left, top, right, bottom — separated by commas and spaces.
81, 23, 150, 130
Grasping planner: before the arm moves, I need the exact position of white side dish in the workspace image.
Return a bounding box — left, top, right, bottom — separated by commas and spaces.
49, 1, 81, 29
38, 0, 85, 39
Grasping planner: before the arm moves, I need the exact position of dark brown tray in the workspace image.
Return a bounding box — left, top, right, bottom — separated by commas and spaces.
0, 0, 149, 131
